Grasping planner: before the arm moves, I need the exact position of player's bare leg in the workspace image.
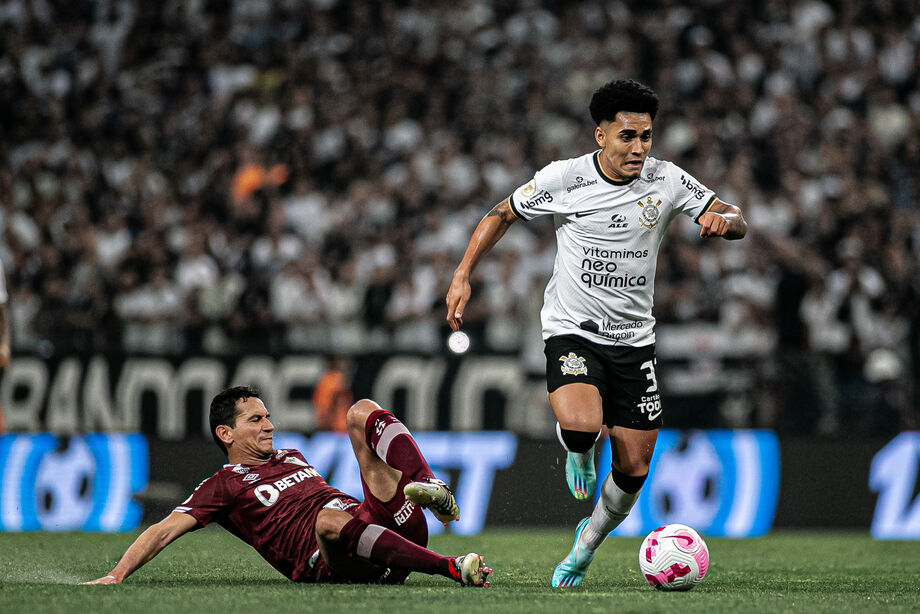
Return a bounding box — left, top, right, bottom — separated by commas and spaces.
346, 399, 459, 524
346, 400, 402, 503
550, 383, 604, 500
315, 509, 491, 586
609, 426, 657, 476
554, 426, 657, 587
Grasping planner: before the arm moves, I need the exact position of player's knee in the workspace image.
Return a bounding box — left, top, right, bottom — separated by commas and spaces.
314, 510, 344, 542
345, 399, 382, 431
611, 455, 651, 480
613, 460, 650, 476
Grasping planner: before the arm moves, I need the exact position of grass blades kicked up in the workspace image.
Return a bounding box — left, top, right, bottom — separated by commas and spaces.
1, 528, 918, 614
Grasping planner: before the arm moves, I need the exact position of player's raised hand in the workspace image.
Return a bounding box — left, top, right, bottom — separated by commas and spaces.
445, 275, 471, 331
698, 211, 730, 238
83, 574, 120, 585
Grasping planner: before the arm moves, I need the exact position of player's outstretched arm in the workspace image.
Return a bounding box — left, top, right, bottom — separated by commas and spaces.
698, 199, 747, 240
83, 512, 198, 584
446, 198, 518, 331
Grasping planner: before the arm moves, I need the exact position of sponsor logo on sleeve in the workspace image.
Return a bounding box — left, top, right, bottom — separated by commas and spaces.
242, 473, 260, 483
521, 179, 537, 198
519, 190, 553, 210
679, 175, 706, 199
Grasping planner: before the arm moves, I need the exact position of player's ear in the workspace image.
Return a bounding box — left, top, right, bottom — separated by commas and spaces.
595, 125, 606, 148
216, 424, 233, 447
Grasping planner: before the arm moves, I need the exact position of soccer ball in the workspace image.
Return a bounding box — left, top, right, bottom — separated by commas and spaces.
638, 523, 709, 591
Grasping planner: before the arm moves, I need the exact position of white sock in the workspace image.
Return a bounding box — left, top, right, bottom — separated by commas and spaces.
581, 473, 640, 550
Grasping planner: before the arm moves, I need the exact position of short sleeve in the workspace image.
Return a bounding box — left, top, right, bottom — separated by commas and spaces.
508, 160, 568, 220
665, 162, 717, 222
173, 473, 231, 528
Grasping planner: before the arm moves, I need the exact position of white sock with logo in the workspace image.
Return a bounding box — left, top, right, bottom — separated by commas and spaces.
581, 473, 640, 550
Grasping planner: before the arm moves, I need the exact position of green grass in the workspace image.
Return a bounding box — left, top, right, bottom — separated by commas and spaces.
1, 528, 918, 613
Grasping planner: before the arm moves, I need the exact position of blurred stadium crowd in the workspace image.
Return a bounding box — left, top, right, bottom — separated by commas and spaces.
1, 0, 918, 435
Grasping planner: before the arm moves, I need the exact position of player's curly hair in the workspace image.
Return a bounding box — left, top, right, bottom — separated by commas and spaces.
210, 385, 262, 455
589, 79, 660, 124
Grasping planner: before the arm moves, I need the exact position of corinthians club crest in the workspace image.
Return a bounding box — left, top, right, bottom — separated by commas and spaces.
559, 352, 588, 376
638, 196, 662, 229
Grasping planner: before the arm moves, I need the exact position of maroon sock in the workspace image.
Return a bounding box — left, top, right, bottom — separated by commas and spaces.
338, 516, 455, 579
365, 409, 434, 481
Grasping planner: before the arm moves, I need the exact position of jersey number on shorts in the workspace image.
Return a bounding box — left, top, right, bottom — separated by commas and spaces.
641, 360, 658, 393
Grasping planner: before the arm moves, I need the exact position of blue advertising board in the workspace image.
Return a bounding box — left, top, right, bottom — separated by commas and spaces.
274, 431, 517, 536
869, 431, 920, 539
0, 434, 148, 531
7, 429, 919, 538
598, 429, 781, 537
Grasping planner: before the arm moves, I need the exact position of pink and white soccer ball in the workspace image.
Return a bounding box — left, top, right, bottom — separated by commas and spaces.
638, 523, 709, 591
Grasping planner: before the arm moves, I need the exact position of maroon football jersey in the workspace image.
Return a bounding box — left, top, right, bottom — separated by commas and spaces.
173, 449, 358, 581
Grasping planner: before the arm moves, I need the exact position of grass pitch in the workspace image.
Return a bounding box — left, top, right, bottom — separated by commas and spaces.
1, 528, 918, 613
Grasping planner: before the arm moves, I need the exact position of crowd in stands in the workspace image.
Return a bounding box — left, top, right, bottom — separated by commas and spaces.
1, 0, 918, 435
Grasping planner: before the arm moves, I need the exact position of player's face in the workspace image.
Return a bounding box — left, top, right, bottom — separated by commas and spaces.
595, 112, 653, 181
228, 397, 274, 462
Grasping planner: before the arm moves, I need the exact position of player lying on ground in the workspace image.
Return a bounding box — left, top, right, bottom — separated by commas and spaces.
85, 385, 491, 587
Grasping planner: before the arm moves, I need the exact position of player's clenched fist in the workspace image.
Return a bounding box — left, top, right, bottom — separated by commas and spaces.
698, 211, 730, 238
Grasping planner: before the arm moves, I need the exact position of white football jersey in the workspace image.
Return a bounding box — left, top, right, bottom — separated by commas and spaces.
509, 151, 717, 346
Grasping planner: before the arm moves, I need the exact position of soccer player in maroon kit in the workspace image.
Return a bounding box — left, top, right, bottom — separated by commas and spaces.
85, 386, 491, 586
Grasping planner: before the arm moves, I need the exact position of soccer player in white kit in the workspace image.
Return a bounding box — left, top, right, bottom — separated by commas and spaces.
445, 79, 747, 587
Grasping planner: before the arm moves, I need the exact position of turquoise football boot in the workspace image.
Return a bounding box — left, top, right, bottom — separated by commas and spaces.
552, 517, 597, 588
565, 446, 596, 500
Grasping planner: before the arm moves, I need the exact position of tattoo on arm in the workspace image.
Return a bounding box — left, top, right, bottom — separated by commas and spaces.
485, 199, 516, 223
